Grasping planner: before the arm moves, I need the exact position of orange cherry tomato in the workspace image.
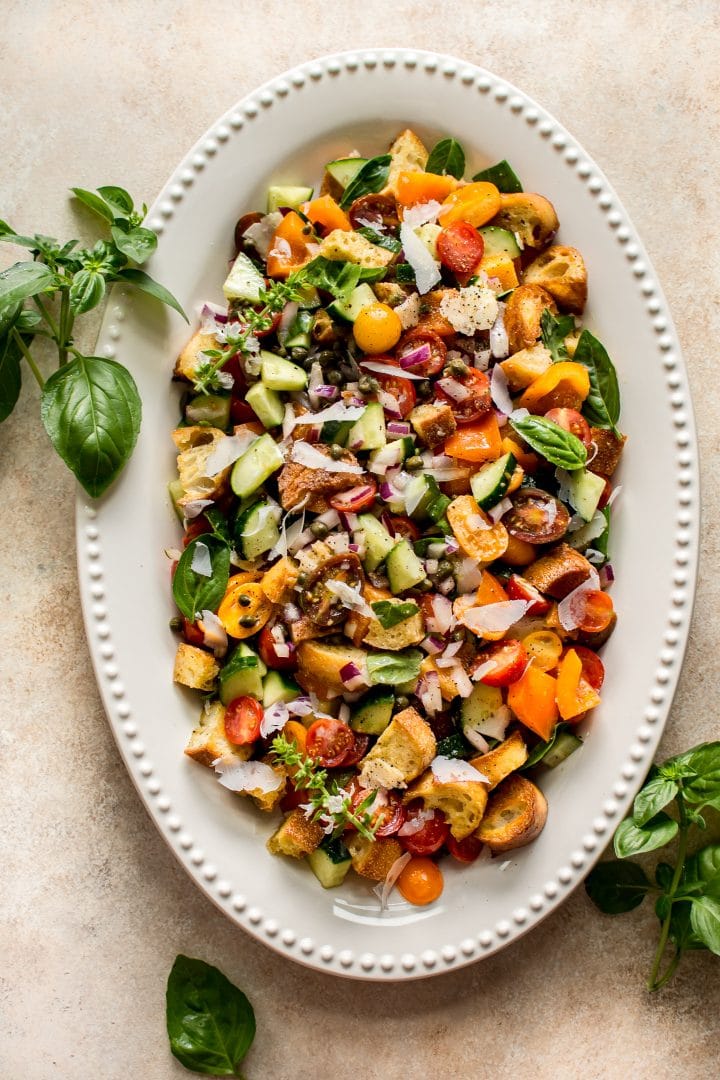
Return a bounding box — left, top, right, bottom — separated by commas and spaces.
437, 221, 485, 274
224, 696, 263, 745
397, 856, 444, 906
266, 211, 314, 278
567, 589, 614, 634
438, 181, 501, 228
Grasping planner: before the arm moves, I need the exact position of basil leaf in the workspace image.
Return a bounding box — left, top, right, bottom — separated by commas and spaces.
0, 331, 22, 423
166, 955, 255, 1077
695, 843, 720, 889
69, 268, 106, 315
15, 308, 41, 331
690, 895, 720, 954
113, 267, 188, 321
71, 186, 115, 223
668, 900, 706, 951
426, 138, 465, 180
436, 732, 473, 760
40, 355, 141, 497
632, 773, 678, 827
540, 308, 575, 363
510, 414, 587, 470
172, 536, 231, 622
339, 154, 391, 209
366, 648, 422, 686
472, 159, 523, 193
97, 185, 134, 218
574, 329, 621, 433
355, 227, 402, 253
111, 224, 157, 265
0, 261, 56, 307
294, 257, 385, 301
584, 860, 650, 914
676, 742, 720, 810
371, 600, 420, 629
614, 811, 678, 858
522, 722, 573, 768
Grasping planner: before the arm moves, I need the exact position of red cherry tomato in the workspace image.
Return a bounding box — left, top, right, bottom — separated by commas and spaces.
183, 516, 211, 547
230, 394, 258, 424
280, 780, 307, 813
472, 638, 528, 687
182, 617, 206, 648
329, 480, 378, 513
385, 514, 422, 542
234, 211, 263, 254
396, 329, 447, 378
544, 407, 592, 448
347, 783, 406, 836
597, 477, 613, 510
399, 804, 450, 856
567, 589, 614, 635
336, 731, 370, 768
446, 833, 484, 863
224, 696, 263, 745
305, 719, 356, 768
437, 221, 485, 275
573, 645, 605, 691
257, 624, 297, 671
435, 367, 492, 424
506, 574, 551, 615
503, 488, 570, 544
372, 360, 417, 419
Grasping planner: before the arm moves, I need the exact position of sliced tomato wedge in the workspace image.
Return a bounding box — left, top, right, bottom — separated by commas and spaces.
597, 477, 613, 510
280, 780, 308, 813
472, 638, 528, 687
183, 516, 212, 547
434, 366, 492, 424
305, 719, 356, 768
446, 833, 484, 863
336, 732, 370, 768
503, 488, 570, 544
257, 624, 297, 671
347, 783, 406, 836
506, 573, 551, 615
398, 804, 450, 856
384, 514, 421, 541
371, 358, 417, 418
329, 481, 378, 513
224, 696, 264, 745
181, 617, 206, 648
573, 645, 605, 691
544, 407, 592, 448
396, 329, 447, 378
300, 552, 365, 627
437, 221, 485, 275
567, 589, 614, 634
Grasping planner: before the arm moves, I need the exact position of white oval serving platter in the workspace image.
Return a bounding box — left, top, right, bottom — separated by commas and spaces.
77, 49, 699, 980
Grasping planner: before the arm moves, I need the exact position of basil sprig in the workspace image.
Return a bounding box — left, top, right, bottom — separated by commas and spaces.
573, 329, 621, 434
339, 154, 391, 209
586, 741, 720, 990
292, 256, 385, 301
371, 600, 420, 629
472, 158, 524, 193
172, 535, 231, 622
540, 308, 575, 363
509, 414, 587, 470
166, 955, 255, 1077
425, 137, 466, 180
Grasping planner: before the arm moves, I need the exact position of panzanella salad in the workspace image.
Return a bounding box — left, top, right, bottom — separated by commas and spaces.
167, 129, 626, 908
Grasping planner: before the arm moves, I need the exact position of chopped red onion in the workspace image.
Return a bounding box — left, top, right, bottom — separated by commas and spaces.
340, 661, 367, 692
386, 421, 412, 437
421, 636, 444, 655
398, 342, 432, 370
283, 602, 301, 622
438, 576, 455, 595
489, 304, 509, 359
490, 362, 514, 415
338, 509, 360, 531
278, 301, 299, 342
600, 563, 615, 587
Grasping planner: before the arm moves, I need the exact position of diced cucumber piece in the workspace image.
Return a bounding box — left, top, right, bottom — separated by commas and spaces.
168, 479, 185, 522
563, 468, 606, 522
223, 251, 265, 303
296, 285, 321, 309
386, 540, 427, 594
260, 350, 308, 392
351, 687, 394, 735
219, 643, 264, 703
357, 514, 396, 572
234, 500, 281, 561
307, 837, 352, 888
319, 419, 353, 447
470, 452, 516, 510
460, 683, 505, 748
262, 669, 300, 708
472, 160, 523, 194
230, 433, 284, 499
325, 157, 369, 189
327, 282, 377, 324
282, 309, 315, 350
404, 473, 444, 520
395, 263, 415, 283
477, 226, 521, 260
367, 438, 412, 473
416, 223, 442, 260
185, 393, 231, 429
245, 382, 284, 429
266, 185, 313, 212
347, 401, 386, 451
544, 730, 583, 768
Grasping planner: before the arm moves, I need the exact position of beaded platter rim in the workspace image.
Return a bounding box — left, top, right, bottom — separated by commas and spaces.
76, 48, 699, 980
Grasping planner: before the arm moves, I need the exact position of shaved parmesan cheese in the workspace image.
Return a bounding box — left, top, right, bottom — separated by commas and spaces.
303, 401, 366, 425
325, 579, 374, 617
509, 407, 530, 424
213, 757, 283, 794
490, 362, 514, 415
606, 484, 622, 507
373, 851, 413, 911
204, 431, 257, 477
395, 293, 421, 329
425, 594, 455, 635
190, 541, 212, 577
399, 221, 441, 295
460, 599, 531, 635
558, 568, 601, 631
402, 201, 442, 228
360, 360, 424, 380
182, 498, 214, 522
243, 211, 283, 258
260, 700, 290, 738
291, 441, 363, 474
489, 303, 509, 358
398, 807, 435, 836
439, 285, 498, 335
198, 610, 228, 657
455, 557, 484, 595
430, 756, 489, 784
474, 704, 512, 742
436, 377, 471, 402
567, 509, 607, 550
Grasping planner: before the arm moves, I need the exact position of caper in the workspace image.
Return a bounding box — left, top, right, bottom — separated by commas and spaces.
341, 357, 360, 380
405, 455, 424, 472
358, 375, 374, 394
169, 616, 183, 632
417, 379, 432, 399
450, 358, 469, 377
452, 628, 465, 642
239, 615, 257, 628
437, 559, 454, 576
326, 368, 343, 385
417, 577, 433, 592
237, 593, 251, 607
395, 695, 409, 709
329, 443, 345, 460
296, 571, 308, 586
289, 346, 309, 363
310, 520, 329, 539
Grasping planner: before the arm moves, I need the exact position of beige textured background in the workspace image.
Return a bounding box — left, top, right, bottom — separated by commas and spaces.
2, 3, 719, 1078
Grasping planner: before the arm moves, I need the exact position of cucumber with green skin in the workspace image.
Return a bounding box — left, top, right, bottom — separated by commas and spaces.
230, 433, 284, 499
325, 157, 368, 189
471, 452, 516, 510
357, 513, 396, 572
386, 539, 427, 594
327, 282, 376, 324
185, 393, 231, 429
234, 500, 280, 561
477, 225, 521, 260
266, 185, 313, 212
245, 382, 284, 429
351, 687, 394, 735
543, 730, 582, 768
223, 251, 265, 303
347, 401, 386, 451
307, 838, 352, 888
219, 643, 266, 704
260, 351, 308, 392
262, 670, 300, 708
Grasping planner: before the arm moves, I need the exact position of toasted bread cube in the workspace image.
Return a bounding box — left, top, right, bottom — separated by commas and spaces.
373, 281, 411, 308
405, 767, 488, 840
475, 775, 548, 853
266, 808, 324, 858
504, 284, 558, 354
250, 756, 288, 813
589, 427, 627, 477
420, 656, 465, 702
318, 229, 394, 269
260, 556, 299, 604
296, 641, 369, 699
522, 543, 592, 600
492, 192, 559, 250
523, 245, 587, 314
174, 330, 217, 382
346, 834, 404, 881
362, 602, 426, 651
409, 402, 457, 449
172, 425, 230, 503
359, 707, 436, 790
185, 700, 252, 768
383, 128, 429, 197
500, 343, 553, 391
469, 731, 528, 790
173, 642, 219, 691
289, 616, 334, 645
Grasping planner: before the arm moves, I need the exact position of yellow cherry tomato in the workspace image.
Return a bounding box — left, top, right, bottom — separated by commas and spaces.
217, 579, 272, 639
397, 857, 444, 906
522, 629, 564, 672
352, 302, 402, 354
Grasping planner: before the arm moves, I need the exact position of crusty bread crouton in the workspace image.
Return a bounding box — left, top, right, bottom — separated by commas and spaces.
296, 641, 369, 699
277, 447, 364, 511
523, 245, 587, 314
420, 656, 466, 702
318, 229, 394, 269
173, 642, 220, 691
267, 808, 324, 858
504, 285, 558, 354
589, 427, 627, 477
383, 128, 429, 198
475, 775, 548, 853
185, 700, 252, 768
500, 343, 552, 391
260, 556, 299, 604
172, 426, 230, 504
174, 331, 217, 382
359, 706, 436, 790
469, 731, 528, 790
409, 402, 457, 448
492, 192, 559, 249
373, 281, 411, 307
522, 543, 592, 599
362, 602, 426, 651
405, 767, 489, 840
289, 616, 334, 645
346, 834, 404, 880
294, 539, 334, 574
250, 756, 288, 813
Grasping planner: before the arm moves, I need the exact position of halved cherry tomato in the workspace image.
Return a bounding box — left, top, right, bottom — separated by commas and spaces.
573, 645, 606, 690
252, 307, 282, 340
347, 782, 406, 836
446, 833, 484, 863
522, 630, 563, 672
280, 780, 307, 813
566, 589, 614, 635
348, 193, 400, 234
385, 514, 421, 542
234, 211, 263, 255
399, 805, 450, 856
305, 719, 356, 768
397, 856, 444, 905
336, 732, 370, 768
396, 329, 447, 378
183, 516, 212, 547
597, 477, 613, 510
435, 367, 492, 424
472, 638, 528, 687
230, 394, 258, 424
330, 481, 378, 513
300, 552, 365, 626
502, 488, 570, 544
258, 624, 297, 671
224, 696, 263, 745
544, 407, 592, 448
182, 617, 206, 647
506, 573, 551, 615
372, 359, 417, 419
437, 221, 485, 275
